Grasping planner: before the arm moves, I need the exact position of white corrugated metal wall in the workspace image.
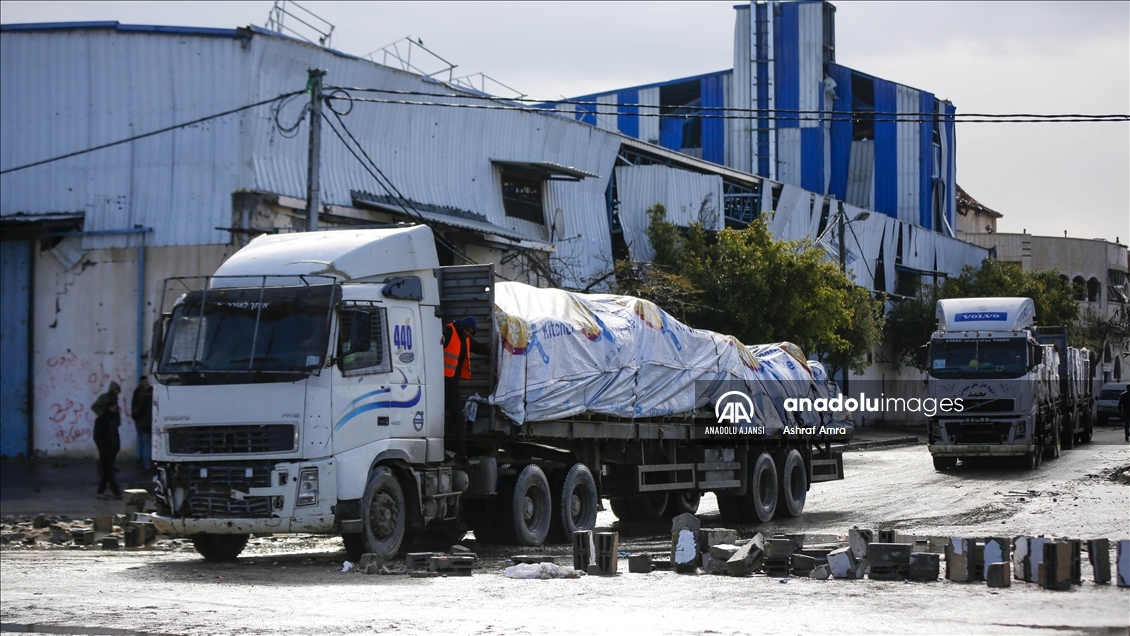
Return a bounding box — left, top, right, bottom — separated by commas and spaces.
615, 164, 724, 261
895, 84, 920, 224
729, 5, 752, 174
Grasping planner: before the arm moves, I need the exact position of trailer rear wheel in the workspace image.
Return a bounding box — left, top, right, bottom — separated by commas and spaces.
500, 464, 552, 546
360, 466, 406, 559
666, 491, 701, 517
191, 533, 248, 561
730, 453, 777, 524
774, 449, 807, 518
550, 463, 598, 541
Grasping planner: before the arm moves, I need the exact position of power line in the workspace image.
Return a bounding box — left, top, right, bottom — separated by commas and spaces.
324, 86, 1129, 123
0, 92, 305, 175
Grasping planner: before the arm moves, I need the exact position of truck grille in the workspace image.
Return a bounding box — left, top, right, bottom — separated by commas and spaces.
187, 493, 273, 517
173, 461, 276, 519
945, 421, 1011, 444
167, 424, 297, 455
959, 399, 1016, 414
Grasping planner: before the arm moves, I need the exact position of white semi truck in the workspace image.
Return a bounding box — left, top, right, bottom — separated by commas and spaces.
925, 297, 1090, 471
145, 226, 849, 560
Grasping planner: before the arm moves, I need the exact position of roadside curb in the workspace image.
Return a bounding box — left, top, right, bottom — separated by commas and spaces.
835, 436, 921, 452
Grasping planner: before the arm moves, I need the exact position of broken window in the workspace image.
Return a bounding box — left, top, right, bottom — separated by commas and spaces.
1072, 276, 1086, 301
500, 170, 545, 224
1087, 277, 1101, 303
851, 73, 875, 141
659, 80, 702, 157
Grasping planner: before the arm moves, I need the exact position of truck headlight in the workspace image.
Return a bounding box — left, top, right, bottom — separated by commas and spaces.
296, 468, 319, 507
1015, 422, 1026, 437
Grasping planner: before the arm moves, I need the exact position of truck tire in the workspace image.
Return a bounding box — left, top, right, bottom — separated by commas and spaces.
500, 464, 552, 546
627, 494, 669, 521
666, 491, 701, 518
774, 449, 807, 518
932, 456, 957, 471
717, 495, 743, 523
550, 463, 598, 541
191, 533, 249, 561
734, 453, 777, 524
609, 497, 636, 522
359, 466, 406, 560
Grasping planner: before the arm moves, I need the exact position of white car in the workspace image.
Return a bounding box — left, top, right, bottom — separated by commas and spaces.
1096, 382, 1127, 425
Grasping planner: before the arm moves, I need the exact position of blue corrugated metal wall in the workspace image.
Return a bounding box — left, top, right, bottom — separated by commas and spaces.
944, 102, 957, 232
0, 239, 31, 457
755, 2, 771, 178
873, 78, 898, 218
659, 115, 682, 151
828, 64, 852, 201
701, 75, 725, 165
577, 103, 596, 126
617, 89, 639, 139
775, 3, 800, 131
919, 91, 935, 229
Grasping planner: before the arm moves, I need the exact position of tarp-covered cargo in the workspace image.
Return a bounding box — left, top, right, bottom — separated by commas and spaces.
489, 282, 852, 434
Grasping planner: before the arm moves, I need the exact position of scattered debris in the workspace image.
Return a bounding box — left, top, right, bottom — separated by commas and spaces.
504, 562, 582, 579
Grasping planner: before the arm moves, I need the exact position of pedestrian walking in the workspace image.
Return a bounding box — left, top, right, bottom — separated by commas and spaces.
91, 381, 123, 499
132, 376, 154, 470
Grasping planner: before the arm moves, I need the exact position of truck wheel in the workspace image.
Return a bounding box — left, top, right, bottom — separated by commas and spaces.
717, 495, 744, 523
627, 494, 669, 521
550, 463, 598, 541
500, 464, 552, 546
775, 449, 807, 518
360, 466, 406, 560
666, 491, 701, 517
191, 533, 249, 561
932, 456, 957, 471
609, 497, 636, 522
737, 453, 778, 524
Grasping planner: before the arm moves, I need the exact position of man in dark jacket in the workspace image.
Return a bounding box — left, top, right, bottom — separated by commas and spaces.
1119, 387, 1130, 442
131, 376, 154, 470
91, 382, 123, 499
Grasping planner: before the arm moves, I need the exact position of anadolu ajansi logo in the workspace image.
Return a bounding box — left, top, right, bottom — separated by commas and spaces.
709, 391, 765, 435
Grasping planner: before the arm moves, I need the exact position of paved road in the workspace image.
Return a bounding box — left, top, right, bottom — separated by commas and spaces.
1, 428, 1128, 635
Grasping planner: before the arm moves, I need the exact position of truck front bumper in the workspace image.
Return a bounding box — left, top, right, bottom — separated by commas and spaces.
139, 513, 335, 536
928, 443, 1034, 458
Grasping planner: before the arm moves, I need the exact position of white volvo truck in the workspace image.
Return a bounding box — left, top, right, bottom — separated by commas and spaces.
145, 226, 849, 560
926, 297, 1077, 470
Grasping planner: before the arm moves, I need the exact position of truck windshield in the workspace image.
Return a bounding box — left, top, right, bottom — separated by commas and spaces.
929, 338, 1028, 379
158, 284, 339, 383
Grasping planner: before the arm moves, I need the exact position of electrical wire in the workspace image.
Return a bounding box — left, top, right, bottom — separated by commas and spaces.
1, 92, 305, 175
325, 86, 1129, 123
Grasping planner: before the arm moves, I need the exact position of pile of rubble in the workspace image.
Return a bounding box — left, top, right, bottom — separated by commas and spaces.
1, 490, 169, 551
342, 545, 477, 577
609, 513, 1130, 589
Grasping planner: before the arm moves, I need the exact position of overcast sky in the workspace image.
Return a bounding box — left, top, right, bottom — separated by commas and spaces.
2, 1, 1127, 243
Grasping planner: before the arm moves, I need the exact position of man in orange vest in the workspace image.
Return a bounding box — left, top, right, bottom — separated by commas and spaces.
441, 316, 490, 451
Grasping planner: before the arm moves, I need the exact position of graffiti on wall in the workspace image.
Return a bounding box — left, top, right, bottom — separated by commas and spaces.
38, 353, 133, 451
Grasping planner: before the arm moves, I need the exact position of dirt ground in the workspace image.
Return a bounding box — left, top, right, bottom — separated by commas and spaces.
2, 428, 1128, 635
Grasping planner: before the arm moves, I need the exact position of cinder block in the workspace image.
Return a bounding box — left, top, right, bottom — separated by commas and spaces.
651, 558, 673, 571
708, 544, 740, 561
1039, 542, 1073, 590
1026, 537, 1051, 583
945, 538, 973, 582
725, 534, 764, 577
1117, 540, 1130, 587
1013, 536, 1029, 581
791, 553, 816, 576
123, 524, 143, 548
1068, 539, 1082, 586
595, 532, 619, 575
982, 538, 1010, 581
1088, 539, 1110, 585
100, 537, 119, 550
671, 513, 701, 573
628, 554, 652, 573
970, 540, 985, 582
430, 555, 473, 576
71, 528, 96, 546
699, 528, 738, 548
849, 528, 873, 561
827, 547, 858, 579
877, 530, 896, 543
908, 552, 940, 582
573, 530, 594, 571
774, 534, 805, 552
765, 538, 793, 559
406, 552, 434, 571
809, 564, 830, 580
702, 551, 728, 575
986, 562, 1010, 588
868, 543, 912, 580
92, 516, 113, 534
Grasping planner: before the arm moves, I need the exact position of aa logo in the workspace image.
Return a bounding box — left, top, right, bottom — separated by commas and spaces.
714, 391, 755, 424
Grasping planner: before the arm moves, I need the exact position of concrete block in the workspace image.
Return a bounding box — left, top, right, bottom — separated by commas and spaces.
709, 544, 740, 561
849, 528, 873, 561
1068, 539, 1083, 586
100, 537, 119, 550
123, 489, 149, 514
1117, 540, 1130, 587
702, 551, 729, 575
765, 538, 793, 559
671, 513, 701, 573
970, 541, 985, 582
1088, 539, 1110, 585
868, 543, 912, 580
358, 553, 384, 574
123, 524, 143, 548
791, 553, 816, 576
651, 558, 673, 571
774, 534, 805, 552
877, 529, 896, 544
827, 547, 858, 579
982, 538, 1010, 581
33, 514, 50, 529
726, 533, 764, 577
572, 530, 594, 571
699, 528, 738, 548
430, 555, 473, 576
809, 564, 830, 580
1026, 537, 1051, 583
855, 558, 869, 580
71, 528, 96, 546
908, 552, 940, 582
945, 538, 973, 582
628, 554, 652, 574
986, 562, 1010, 588
406, 552, 435, 571
595, 532, 618, 575
586, 564, 602, 576
1040, 542, 1073, 590
93, 515, 113, 534
49, 526, 68, 544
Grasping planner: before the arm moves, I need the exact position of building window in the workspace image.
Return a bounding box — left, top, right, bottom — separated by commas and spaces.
1072, 276, 1086, 301
1087, 277, 1101, 303
500, 170, 545, 224
851, 73, 875, 141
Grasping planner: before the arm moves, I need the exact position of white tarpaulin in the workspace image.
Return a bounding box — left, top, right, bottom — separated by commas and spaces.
489, 282, 852, 434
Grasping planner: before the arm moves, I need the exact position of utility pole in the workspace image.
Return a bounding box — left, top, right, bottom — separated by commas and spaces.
305, 68, 327, 232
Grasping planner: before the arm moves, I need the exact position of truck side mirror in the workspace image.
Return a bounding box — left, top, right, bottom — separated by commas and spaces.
916, 344, 929, 368
342, 310, 372, 355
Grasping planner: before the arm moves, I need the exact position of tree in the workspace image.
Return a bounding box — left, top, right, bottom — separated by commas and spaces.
885, 259, 1080, 370
612, 204, 885, 374
1074, 304, 1130, 376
